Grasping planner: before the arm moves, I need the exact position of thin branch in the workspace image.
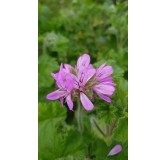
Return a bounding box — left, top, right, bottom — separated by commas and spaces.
110, 117, 119, 135
92, 118, 106, 137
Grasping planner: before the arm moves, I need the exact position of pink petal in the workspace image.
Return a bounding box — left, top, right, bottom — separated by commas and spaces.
64, 64, 73, 73
77, 54, 90, 68
80, 92, 94, 111
64, 73, 74, 91
96, 63, 106, 73
46, 90, 61, 100
78, 68, 96, 86
55, 71, 66, 89
101, 66, 114, 75
60, 63, 63, 70
93, 84, 115, 96
66, 94, 74, 111
84, 68, 96, 84
108, 144, 122, 156
100, 77, 113, 83
100, 77, 116, 86
51, 72, 58, 80
56, 71, 75, 91
103, 82, 116, 87
96, 64, 114, 81
96, 93, 111, 103
87, 64, 94, 69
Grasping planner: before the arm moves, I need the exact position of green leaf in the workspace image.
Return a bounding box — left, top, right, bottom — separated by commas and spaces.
113, 77, 128, 118
38, 102, 85, 159
38, 101, 67, 122
38, 54, 59, 88
91, 139, 109, 160
112, 117, 128, 142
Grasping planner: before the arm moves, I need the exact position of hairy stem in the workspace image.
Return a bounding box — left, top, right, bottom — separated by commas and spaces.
106, 124, 111, 136
76, 100, 84, 133
92, 118, 106, 137
110, 117, 119, 135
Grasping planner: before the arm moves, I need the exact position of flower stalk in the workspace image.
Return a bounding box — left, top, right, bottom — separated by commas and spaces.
76, 100, 84, 133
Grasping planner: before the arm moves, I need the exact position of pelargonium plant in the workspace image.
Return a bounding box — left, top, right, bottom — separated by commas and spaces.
46, 53, 116, 111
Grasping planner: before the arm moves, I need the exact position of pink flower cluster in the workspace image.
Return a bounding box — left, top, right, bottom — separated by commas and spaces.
46, 54, 116, 111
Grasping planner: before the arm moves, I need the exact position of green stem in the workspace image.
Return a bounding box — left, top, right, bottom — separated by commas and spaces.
76, 100, 84, 133
110, 117, 119, 135
106, 124, 110, 136
92, 118, 106, 137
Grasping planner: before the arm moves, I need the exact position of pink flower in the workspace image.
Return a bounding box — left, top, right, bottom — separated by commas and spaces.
46, 64, 75, 111
46, 53, 116, 111
93, 64, 116, 103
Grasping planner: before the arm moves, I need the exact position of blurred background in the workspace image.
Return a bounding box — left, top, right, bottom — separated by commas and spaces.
38, 0, 128, 159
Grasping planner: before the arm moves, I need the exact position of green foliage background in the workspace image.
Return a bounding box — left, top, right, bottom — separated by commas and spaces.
38, 0, 128, 159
